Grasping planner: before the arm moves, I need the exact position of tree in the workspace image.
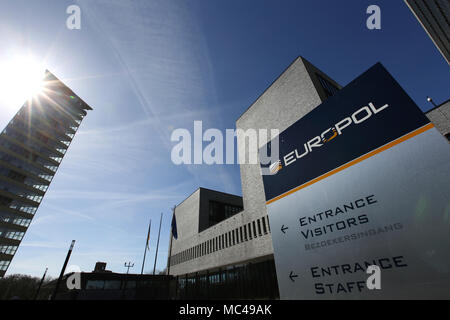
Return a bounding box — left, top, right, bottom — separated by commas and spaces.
0, 274, 54, 300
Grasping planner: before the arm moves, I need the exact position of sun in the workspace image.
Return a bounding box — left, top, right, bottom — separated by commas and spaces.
0, 54, 46, 111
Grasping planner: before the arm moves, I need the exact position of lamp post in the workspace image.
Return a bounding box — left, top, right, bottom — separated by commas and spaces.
427, 96, 438, 108
124, 262, 134, 274
34, 267, 48, 300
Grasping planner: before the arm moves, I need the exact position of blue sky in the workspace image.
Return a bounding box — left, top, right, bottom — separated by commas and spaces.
0, 0, 448, 277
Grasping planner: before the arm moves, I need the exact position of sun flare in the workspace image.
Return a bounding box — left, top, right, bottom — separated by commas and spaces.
0, 55, 46, 111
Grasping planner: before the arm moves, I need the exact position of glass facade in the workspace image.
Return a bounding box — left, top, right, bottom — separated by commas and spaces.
0, 70, 92, 277
208, 200, 243, 228
317, 73, 340, 98
175, 259, 279, 300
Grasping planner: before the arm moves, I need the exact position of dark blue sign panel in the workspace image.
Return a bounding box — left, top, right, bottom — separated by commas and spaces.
261, 63, 430, 203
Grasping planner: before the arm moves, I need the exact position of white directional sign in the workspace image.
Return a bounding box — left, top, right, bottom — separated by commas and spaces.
260, 63, 450, 299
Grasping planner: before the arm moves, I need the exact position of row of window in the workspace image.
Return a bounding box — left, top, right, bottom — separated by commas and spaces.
0, 228, 25, 241
0, 260, 11, 271
0, 179, 43, 203
0, 150, 54, 182
0, 195, 38, 215
16, 109, 72, 139
0, 166, 49, 192
0, 212, 31, 227
0, 245, 18, 255
43, 94, 85, 122
15, 115, 71, 142
0, 139, 58, 173
8, 116, 70, 151
14, 113, 72, 145
171, 216, 271, 266
2, 126, 63, 160
28, 100, 76, 126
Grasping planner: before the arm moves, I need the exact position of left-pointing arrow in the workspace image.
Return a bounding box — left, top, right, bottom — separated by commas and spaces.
281, 225, 288, 234
289, 271, 298, 282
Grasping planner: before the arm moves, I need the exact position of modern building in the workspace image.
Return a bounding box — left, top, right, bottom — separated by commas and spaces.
166, 57, 341, 297
166, 55, 449, 299
405, 0, 450, 64
425, 99, 450, 140
0, 70, 92, 277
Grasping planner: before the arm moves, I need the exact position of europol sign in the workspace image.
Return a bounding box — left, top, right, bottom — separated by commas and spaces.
260, 63, 450, 299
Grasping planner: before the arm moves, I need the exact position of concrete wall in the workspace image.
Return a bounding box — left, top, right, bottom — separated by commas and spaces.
236, 57, 340, 236
168, 56, 341, 276
425, 100, 450, 139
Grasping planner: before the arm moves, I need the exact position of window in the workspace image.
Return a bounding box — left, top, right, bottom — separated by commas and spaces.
252, 221, 257, 238
0, 213, 31, 228
257, 219, 262, 236
262, 217, 268, 234
0, 260, 10, 271
2, 231, 25, 241
0, 245, 17, 255
208, 200, 243, 228
104, 280, 121, 290
86, 280, 105, 290
248, 223, 252, 240
244, 225, 248, 241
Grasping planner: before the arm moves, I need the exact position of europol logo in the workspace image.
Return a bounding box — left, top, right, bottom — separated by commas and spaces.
269, 160, 282, 174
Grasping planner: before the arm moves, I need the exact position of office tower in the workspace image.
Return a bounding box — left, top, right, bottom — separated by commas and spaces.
405, 0, 450, 64
167, 57, 341, 276
0, 70, 92, 277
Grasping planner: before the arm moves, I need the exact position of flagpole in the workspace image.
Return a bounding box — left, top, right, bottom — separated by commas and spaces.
167, 206, 176, 275
153, 212, 163, 275
141, 219, 151, 274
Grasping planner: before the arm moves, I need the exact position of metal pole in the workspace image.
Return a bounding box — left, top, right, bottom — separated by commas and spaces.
141, 219, 151, 274
167, 205, 176, 275
51, 240, 75, 300
153, 212, 163, 275
34, 267, 48, 300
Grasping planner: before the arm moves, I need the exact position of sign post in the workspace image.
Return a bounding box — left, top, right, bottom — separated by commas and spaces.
261, 63, 450, 299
